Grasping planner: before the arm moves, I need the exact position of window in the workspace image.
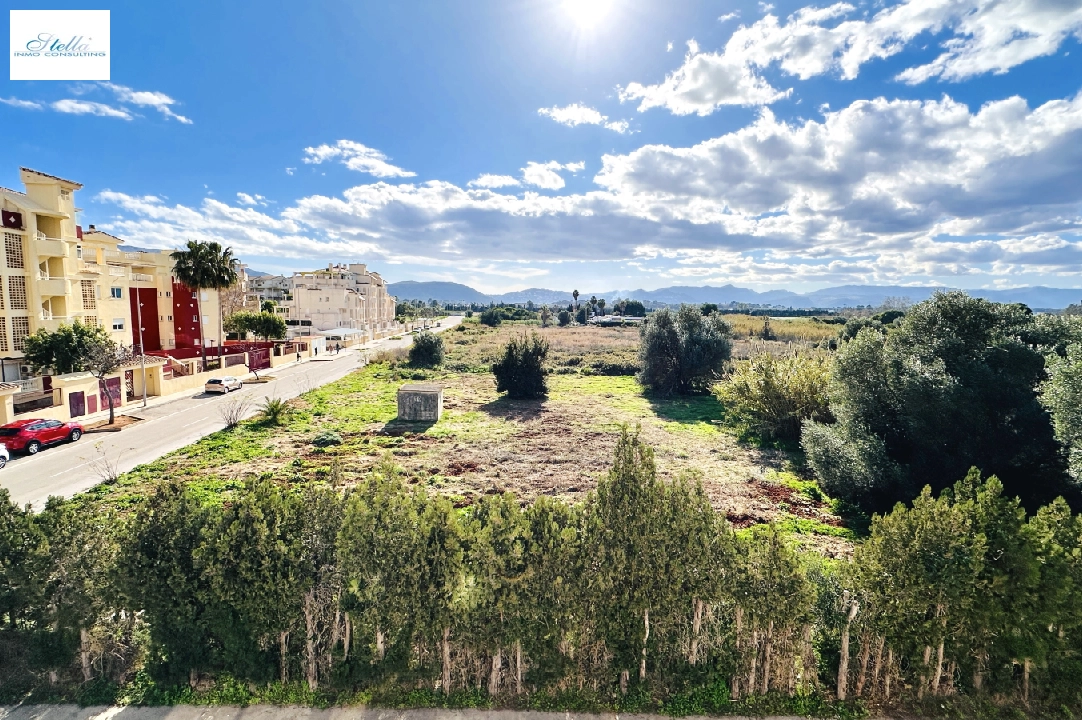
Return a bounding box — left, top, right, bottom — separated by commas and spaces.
165, 290, 171, 297
60, 189, 71, 199
202, 315, 210, 325
0, 317, 8, 352
81, 280, 97, 310
167, 315, 173, 321
11, 317, 29, 352
76, 245, 82, 259
112, 318, 125, 331
4, 233, 23, 269
85, 316, 98, 327
110, 287, 122, 299
8, 276, 26, 310
192, 315, 198, 323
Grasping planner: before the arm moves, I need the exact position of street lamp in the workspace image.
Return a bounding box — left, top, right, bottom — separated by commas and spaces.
135, 295, 148, 408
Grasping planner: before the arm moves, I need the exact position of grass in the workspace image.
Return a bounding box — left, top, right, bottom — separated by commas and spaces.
82, 323, 851, 551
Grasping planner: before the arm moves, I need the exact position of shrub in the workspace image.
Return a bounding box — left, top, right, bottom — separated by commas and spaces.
311, 430, 342, 447
715, 353, 832, 442
408, 331, 445, 367
557, 310, 572, 327
465, 310, 474, 318
492, 332, 549, 398
637, 305, 732, 395
805, 291, 1074, 513
259, 397, 293, 426
479, 308, 502, 327
575, 307, 587, 324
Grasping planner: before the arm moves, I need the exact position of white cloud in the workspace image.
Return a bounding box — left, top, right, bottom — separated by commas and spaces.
538, 103, 631, 133
236, 192, 268, 206
100, 83, 193, 123
718, 11, 740, 22
667, 41, 674, 51
468, 174, 521, 188
619, 40, 791, 114
91, 93, 1082, 289
621, 0, 1082, 116
51, 99, 132, 119
522, 161, 584, 190
285, 168, 295, 176
0, 97, 43, 110
302, 140, 416, 178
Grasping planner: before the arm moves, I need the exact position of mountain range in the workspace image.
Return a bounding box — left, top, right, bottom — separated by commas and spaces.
386, 280, 1082, 310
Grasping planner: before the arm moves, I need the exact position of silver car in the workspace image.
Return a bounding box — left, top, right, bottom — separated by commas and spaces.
205, 376, 243, 394
0, 444, 8, 469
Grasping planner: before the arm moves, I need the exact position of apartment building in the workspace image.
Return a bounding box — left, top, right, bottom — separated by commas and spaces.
250, 263, 399, 340
0, 167, 222, 380
283, 264, 398, 339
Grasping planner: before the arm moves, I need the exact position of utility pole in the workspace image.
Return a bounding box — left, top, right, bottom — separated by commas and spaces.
136, 292, 148, 408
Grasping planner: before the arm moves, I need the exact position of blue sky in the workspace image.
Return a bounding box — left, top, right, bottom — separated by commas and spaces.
3, 0, 1082, 293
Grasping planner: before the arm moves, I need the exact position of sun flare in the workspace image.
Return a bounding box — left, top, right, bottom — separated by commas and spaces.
564, 0, 613, 29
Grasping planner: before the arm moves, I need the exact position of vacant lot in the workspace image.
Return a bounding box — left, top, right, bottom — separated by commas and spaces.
86, 322, 851, 554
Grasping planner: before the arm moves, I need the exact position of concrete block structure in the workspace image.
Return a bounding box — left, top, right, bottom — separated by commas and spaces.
396, 383, 443, 421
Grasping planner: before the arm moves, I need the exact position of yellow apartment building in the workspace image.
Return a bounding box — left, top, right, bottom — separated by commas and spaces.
0, 167, 222, 383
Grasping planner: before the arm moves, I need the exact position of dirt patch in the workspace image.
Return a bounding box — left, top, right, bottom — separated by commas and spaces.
85, 415, 144, 432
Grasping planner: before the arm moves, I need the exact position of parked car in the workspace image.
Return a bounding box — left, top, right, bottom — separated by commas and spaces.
205, 376, 243, 394
0, 419, 83, 455
0, 443, 8, 469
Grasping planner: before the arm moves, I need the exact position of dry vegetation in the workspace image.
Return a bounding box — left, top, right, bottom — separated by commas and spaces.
87, 320, 851, 554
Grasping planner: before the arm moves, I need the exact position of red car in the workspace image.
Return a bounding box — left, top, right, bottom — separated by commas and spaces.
0, 418, 84, 455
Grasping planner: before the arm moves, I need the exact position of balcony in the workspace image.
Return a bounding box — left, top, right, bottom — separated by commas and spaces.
78, 261, 102, 274
131, 272, 155, 283
108, 265, 126, 277
32, 231, 67, 258
36, 277, 68, 297
38, 317, 71, 333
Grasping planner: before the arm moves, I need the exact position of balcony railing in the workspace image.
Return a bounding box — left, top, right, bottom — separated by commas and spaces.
108, 265, 126, 276
12, 378, 43, 394
79, 261, 102, 274
33, 230, 61, 243
131, 272, 154, 282
39, 311, 69, 321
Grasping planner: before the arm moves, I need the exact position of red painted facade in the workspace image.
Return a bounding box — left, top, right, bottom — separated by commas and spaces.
171, 281, 203, 349
128, 287, 162, 352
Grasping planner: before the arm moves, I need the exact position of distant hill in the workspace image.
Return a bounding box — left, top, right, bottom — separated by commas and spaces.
387, 281, 492, 303
386, 280, 1082, 310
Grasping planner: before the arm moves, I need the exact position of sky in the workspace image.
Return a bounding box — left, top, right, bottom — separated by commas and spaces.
3, 0, 1082, 294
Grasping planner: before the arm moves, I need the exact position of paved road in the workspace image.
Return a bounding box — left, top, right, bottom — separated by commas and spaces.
1, 316, 462, 508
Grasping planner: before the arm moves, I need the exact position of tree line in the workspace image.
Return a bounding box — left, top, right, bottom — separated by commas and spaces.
3, 428, 1082, 713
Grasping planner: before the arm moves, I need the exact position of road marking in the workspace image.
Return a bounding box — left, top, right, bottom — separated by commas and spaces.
180, 415, 210, 428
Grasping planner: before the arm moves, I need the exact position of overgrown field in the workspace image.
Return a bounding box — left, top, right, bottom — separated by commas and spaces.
86, 322, 851, 553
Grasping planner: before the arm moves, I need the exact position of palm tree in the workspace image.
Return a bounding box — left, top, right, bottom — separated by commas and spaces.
573, 289, 580, 310
171, 240, 239, 371
598, 298, 606, 316
590, 296, 598, 318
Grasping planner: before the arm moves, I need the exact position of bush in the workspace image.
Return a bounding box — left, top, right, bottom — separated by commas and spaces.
715, 353, 831, 442
575, 307, 587, 324
805, 291, 1075, 513
637, 305, 732, 395
408, 331, 445, 367
259, 397, 293, 426
492, 332, 549, 398
557, 310, 572, 327
311, 430, 342, 447
465, 310, 474, 318
479, 308, 502, 327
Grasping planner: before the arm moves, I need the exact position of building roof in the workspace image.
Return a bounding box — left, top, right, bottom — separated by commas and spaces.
20, 167, 84, 189
0, 186, 69, 218
83, 229, 126, 244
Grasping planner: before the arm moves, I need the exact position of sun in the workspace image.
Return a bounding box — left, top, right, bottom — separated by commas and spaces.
564, 0, 613, 29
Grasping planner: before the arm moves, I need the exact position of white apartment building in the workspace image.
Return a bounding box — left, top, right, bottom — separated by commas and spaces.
255, 263, 399, 340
